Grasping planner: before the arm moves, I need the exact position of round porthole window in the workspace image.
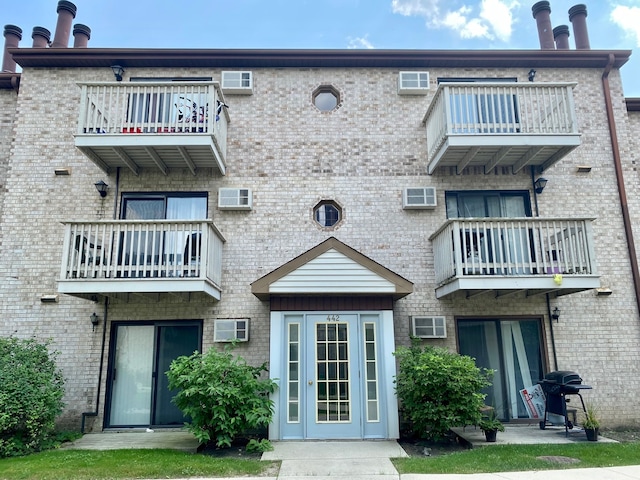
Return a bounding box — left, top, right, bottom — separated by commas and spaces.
314, 200, 342, 228
312, 85, 340, 112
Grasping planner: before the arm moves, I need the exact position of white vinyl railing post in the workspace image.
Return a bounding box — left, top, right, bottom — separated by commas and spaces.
430, 218, 596, 284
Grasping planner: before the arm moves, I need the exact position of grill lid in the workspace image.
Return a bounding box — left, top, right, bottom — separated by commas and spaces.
542, 370, 582, 385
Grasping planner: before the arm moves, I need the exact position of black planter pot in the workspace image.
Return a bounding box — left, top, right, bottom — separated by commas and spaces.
484, 429, 498, 442
585, 427, 599, 441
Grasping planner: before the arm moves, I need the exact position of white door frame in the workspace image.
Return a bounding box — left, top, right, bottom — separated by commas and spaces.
268, 310, 399, 440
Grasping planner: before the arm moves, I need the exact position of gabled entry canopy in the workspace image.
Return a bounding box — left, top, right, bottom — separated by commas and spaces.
251, 237, 413, 301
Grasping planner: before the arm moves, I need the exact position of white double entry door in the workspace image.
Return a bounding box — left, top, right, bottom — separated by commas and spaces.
270, 311, 399, 440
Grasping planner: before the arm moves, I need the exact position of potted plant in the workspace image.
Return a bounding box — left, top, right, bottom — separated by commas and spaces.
479, 408, 504, 442
583, 403, 600, 441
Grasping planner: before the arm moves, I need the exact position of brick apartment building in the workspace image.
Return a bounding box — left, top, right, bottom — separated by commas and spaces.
0, 1, 639, 439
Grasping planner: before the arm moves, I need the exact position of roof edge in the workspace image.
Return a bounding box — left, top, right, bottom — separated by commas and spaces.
0, 73, 20, 91
8, 47, 632, 70
626, 98, 640, 112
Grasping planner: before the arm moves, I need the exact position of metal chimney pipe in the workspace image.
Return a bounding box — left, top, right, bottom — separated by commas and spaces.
2, 24, 22, 73
532, 1, 555, 50
553, 25, 570, 50
73, 24, 91, 47
32, 27, 51, 48
569, 4, 590, 49
51, 1, 77, 48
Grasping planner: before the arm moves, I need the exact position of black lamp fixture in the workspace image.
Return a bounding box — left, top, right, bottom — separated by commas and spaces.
111, 65, 124, 81
90, 312, 99, 331
534, 177, 548, 194
528, 68, 536, 82
94, 180, 108, 198
551, 307, 560, 322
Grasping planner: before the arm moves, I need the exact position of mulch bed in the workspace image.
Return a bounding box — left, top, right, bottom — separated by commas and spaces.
198, 437, 263, 460
197, 428, 640, 460
399, 431, 470, 457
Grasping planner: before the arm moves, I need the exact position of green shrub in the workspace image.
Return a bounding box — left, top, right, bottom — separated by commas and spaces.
394, 344, 492, 440
245, 438, 274, 453
166, 346, 277, 448
0, 337, 65, 457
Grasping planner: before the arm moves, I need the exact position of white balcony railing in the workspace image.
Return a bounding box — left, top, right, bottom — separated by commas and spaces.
75, 81, 229, 174
59, 220, 225, 299
423, 82, 580, 173
429, 217, 597, 286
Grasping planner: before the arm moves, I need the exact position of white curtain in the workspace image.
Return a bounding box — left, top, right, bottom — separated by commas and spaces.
110, 325, 154, 426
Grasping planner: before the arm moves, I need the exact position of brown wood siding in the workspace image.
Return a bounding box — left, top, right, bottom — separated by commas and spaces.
269, 295, 394, 311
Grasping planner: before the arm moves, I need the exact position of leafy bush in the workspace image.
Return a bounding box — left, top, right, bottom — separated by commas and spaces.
394, 344, 492, 440
166, 346, 277, 448
0, 337, 65, 457
245, 438, 273, 453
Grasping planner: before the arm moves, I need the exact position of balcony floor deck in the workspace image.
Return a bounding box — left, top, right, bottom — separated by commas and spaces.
428, 134, 580, 174
76, 133, 225, 175
435, 274, 600, 299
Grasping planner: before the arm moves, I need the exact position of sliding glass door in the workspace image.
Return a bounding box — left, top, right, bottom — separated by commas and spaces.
106, 321, 201, 427
457, 318, 544, 421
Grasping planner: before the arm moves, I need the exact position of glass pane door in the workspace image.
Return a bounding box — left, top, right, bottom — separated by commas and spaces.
458, 319, 543, 420
315, 321, 351, 423
107, 322, 201, 427
154, 325, 199, 425
109, 325, 155, 425
305, 314, 361, 439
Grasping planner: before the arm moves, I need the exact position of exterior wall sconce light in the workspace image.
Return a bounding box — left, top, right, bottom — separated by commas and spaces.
534, 177, 547, 194
111, 65, 124, 81
94, 180, 108, 197
551, 307, 560, 322
90, 312, 99, 331
528, 69, 536, 82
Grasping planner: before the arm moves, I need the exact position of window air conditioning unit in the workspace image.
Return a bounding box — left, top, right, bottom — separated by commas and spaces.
218, 188, 252, 210
412, 316, 446, 339
403, 187, 436, 209
398, 71, 429, 95
221, 71, 253, 95
214, 319, 249, 342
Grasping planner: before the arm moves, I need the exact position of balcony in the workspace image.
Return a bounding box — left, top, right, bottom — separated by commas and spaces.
58, 220, 225, 301
74, 82, 229, 176
423, 82, 581, 175
429, 218, 599, 299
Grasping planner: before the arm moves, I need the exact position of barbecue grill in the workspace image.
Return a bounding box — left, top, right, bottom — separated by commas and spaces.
538, 370, 592, 435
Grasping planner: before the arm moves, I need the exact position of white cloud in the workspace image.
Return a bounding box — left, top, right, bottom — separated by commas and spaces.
391, 0, 518, 42
391, 0, 441, 17
480, 0, 517, 42
441, 7, 472, 30
460, 18, 491, 39
611, 5, 640, 47
347, 35, 375, 49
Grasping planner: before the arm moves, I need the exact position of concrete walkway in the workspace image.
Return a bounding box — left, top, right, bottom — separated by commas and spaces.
262, 440, 406, 479
61, 430, 200, 452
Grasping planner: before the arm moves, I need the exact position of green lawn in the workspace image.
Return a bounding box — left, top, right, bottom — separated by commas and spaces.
0, 449, 276, 480
3, 442, 640, 479
393, 442, 640, 474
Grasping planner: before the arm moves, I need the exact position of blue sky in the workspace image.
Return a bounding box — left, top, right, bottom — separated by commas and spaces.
4, 0, 640, 96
